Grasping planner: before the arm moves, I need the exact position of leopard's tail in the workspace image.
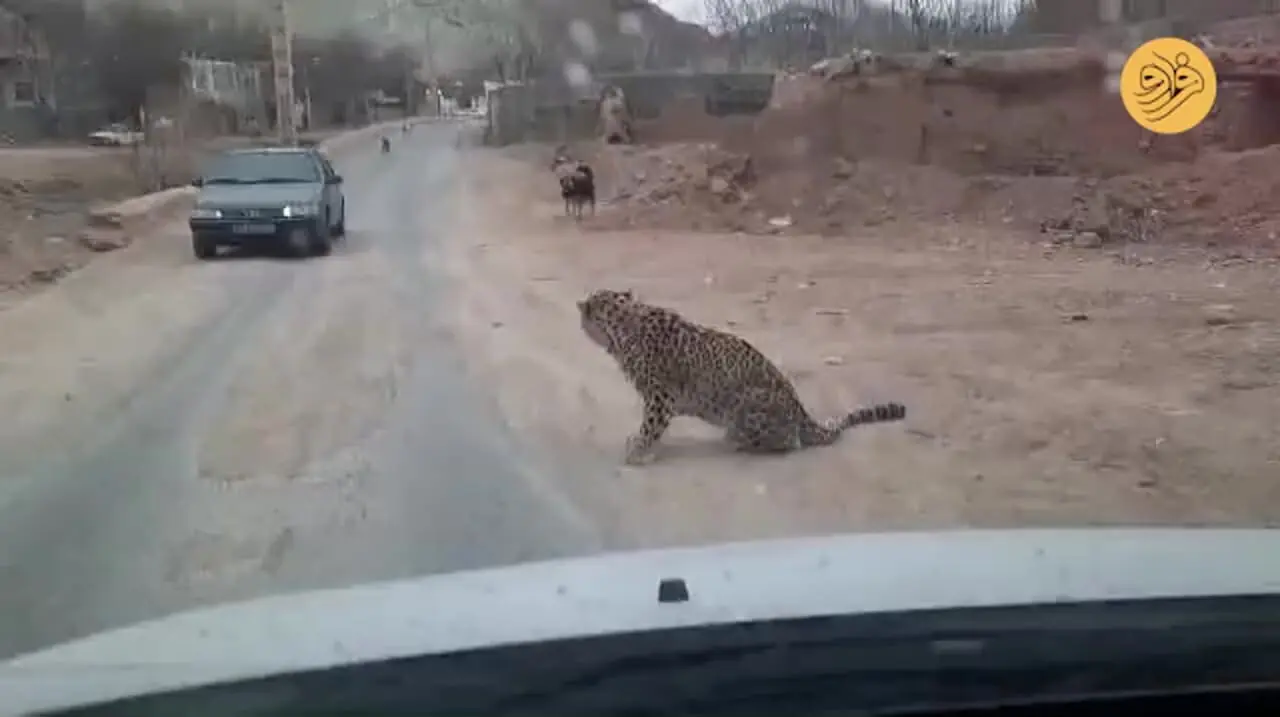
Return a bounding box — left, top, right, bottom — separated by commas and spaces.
801, 402, 907, 447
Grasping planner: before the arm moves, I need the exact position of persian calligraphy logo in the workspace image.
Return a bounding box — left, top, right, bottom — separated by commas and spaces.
1120, 37, 1217, 135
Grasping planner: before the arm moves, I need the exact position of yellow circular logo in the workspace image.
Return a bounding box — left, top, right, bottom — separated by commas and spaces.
1120, 37, 1217, 135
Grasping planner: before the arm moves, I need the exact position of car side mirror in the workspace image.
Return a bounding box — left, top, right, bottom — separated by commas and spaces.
190, 177, 203, 187
329, 175, 343, 185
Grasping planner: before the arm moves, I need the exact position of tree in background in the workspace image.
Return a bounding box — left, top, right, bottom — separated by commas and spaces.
703, 0, 1037, 65
184, 9, 271, 62
416, 0, 543, 82
417, 0, 715, 83
296, 32, 377, 125
294, 32, 419, 125
86, 2, 191, 123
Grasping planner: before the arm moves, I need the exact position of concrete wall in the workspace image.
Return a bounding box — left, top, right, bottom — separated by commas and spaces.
0, 106, 45, 141
485, 72, 775, 146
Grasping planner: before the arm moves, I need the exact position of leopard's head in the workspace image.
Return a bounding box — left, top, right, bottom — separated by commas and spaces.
577, 289, 636, 352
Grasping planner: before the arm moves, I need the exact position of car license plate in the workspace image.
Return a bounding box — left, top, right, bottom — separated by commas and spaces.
232, 223, 275, 235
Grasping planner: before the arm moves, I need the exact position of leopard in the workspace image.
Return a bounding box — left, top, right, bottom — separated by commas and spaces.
577, 288, 907, 466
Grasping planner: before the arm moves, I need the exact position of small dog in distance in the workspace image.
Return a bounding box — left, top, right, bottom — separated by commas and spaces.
552, 154, 596, 220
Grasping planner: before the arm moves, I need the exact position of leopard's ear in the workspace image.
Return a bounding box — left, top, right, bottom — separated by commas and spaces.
621, 289, 636, 302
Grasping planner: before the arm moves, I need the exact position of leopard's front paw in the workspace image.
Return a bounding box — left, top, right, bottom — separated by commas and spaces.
623, 434, 657, 466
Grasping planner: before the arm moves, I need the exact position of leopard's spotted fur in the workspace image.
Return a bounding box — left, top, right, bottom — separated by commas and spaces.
577, 289, 906, 465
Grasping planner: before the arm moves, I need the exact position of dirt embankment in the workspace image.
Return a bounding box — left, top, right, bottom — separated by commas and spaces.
0, 152, 143, 299
440, 35, 1280, 544
557, 44, 1280, 257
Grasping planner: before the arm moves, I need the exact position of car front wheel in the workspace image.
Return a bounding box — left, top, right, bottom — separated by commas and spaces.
192, 234, 217, 260
286, 226, 313, 258
310, 219, 332, 257
333, 199, 346, 237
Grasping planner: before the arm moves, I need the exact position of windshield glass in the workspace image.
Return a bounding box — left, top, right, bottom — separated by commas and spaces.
0, 0, 1276, 712
201, 152, 321, 184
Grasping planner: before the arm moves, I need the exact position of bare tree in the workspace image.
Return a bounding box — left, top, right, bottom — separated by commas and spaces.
702, 0, 762, 36
294, 33, 370, 125
703, 0, 769, 67
431, 0, 711, 83
294, 32, 416, 124
477, 3, 542, 83
370, 45, 420, 103
810, 0, 863, 54
891, 0, 932, 50
939, 0, 1019, 47
701, 0, 1036, 62
0, 0, 86, 54
705, 0, 880, 68
410, 0, 542, 83
87, 2, 191, 123
184, 9, 270, 62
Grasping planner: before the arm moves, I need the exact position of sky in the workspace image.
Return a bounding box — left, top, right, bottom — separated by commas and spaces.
654, 0, 704, 23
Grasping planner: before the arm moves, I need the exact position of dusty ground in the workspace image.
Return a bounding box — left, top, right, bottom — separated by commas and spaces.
427, 33, 1280, 552
0, 149, 142, 299
0, 125, 609, 660
442, 149, 1280, 549
0, 127, 394, 456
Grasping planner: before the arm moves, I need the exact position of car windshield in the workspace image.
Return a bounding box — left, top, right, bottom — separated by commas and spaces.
201, 151, 321, 184
1, 4, 1276, 716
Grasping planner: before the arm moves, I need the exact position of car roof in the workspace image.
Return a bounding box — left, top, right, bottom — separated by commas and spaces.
221, 146, 318, 157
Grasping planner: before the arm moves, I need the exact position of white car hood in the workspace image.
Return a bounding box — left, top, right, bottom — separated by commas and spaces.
4, 528, 1280, 715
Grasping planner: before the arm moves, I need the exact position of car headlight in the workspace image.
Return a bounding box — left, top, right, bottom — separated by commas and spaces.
281, 203, 319, 218
190, 207, 222, 219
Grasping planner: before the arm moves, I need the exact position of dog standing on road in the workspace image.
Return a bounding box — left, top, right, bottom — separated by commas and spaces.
552, 155, 596, 221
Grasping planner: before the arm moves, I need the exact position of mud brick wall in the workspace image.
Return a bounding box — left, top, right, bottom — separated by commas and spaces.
485, 72, 775, 146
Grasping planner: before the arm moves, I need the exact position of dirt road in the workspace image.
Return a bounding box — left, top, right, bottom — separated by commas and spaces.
441, 150, 1280, 549
0, 125, 600, 660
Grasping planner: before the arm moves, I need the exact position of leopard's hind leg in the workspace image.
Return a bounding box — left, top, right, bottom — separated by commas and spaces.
724, 388, 803, 454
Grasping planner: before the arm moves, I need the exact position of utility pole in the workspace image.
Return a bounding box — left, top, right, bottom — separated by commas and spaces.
270, 0, 296, 145
421, 13, 437, 116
